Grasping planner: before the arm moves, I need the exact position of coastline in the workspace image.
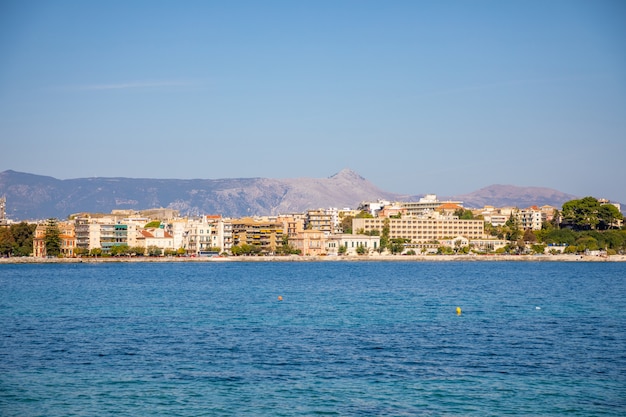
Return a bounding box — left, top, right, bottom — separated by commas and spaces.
1, 254, 624, 264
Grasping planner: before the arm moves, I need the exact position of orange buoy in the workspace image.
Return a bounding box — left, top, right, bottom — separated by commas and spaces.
278, 295, 283, 301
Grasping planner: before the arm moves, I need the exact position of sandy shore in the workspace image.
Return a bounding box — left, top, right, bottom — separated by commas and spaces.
1, 254, 624, 264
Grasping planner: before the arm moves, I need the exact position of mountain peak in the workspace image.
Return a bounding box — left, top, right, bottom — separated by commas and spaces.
329, 168, 365, 181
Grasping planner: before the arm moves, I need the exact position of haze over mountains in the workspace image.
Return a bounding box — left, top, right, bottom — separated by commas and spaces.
0, 169, 584, 220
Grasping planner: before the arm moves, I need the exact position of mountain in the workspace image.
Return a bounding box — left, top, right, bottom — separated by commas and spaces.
0, 170, 591, 221
450, 184, 580, 210
0, 169, 398, 220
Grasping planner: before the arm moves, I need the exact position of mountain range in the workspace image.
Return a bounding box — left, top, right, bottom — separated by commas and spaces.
0, 169, 583, 220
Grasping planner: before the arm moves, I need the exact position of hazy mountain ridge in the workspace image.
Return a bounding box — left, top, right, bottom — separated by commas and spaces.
0, 169, 594, 220
0, 169, 396, 219
449, 184, 580, 210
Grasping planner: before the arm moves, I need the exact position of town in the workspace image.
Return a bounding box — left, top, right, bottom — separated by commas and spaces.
0, 194, 624, 258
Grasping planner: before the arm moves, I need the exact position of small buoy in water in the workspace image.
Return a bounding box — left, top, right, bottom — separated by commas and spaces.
278, 295, 283, 301
536, 306, 541, 310
456, 306, 462, 315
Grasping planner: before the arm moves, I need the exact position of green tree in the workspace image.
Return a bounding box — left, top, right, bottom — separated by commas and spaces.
356, 245, 367, 255
454, 208, 474, 220
10, 222, 37, 256
147, 245, 162, 256
531, 244, 546, 254
561, 197, 602, 230
129, 246, 146, 256
110, 244, 130, 256
338, 245, 347, 255
74, 247, 89, 257
44, 219, 62, 257
340, 215, 354, 234
597, 204, 623, 230
505, 215, 522, 241
0, 227, 15, 256
379, 219, 390, 253
90, 247, 103, 257
355, 210, 374, 219
576, 236, 598, 252
389, 238, 409, 254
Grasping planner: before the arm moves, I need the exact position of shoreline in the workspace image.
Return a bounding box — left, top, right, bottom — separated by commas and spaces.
1, 254, 624, 264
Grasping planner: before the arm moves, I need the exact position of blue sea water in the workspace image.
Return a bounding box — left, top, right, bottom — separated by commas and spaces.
1, 261, 625, 416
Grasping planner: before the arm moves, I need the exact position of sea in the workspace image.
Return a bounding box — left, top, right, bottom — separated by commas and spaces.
1, 261, 625, 416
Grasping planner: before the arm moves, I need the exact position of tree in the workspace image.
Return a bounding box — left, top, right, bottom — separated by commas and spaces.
340, 215, 354, 234
338, 245, 347, 255
130, 246, 146, 256
505, 215, 522, 241
110, 244, 130, 256
10, 222, 37, 256
454, 208, 474, 220
44, 218, 62, 257
576, 236, 598, 252
379, 219, 390, 253
561, 197, 602, 230
356, 245, 367, 255
531, 244, 546, 254
74, 247, 89, 257
522, 229, 537, 243
90, 248, 103, 257
598, 204, 623, 230
147, 245, 162, 256
389, 238, 409, 254
0, 227, 15, 256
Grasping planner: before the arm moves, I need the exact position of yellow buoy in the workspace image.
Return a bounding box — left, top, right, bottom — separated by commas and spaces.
278, 295, 283, 301
456, 306, 462, 315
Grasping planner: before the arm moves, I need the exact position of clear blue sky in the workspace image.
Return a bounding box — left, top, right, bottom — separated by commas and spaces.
1, 0, 625, 203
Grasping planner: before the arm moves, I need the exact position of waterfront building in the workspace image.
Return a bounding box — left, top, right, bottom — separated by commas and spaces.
231, 217, 284, 254
137, 226, 174, 254
289, 229, 326, 256
33, 220, 76, 257
182, 215, 231, 256
325, 234, 380, 256
352, 216, 485, 245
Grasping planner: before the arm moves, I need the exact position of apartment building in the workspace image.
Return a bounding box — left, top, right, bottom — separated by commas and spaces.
305, 209, 333, 235
231, 217, 284, 254
352, 216, 485, 243
183, 215, 230, 255
516, 206, 544, 231
289, 229, 326, 256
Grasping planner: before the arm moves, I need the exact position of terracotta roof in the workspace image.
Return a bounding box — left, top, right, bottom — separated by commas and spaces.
436, 203, 463, 210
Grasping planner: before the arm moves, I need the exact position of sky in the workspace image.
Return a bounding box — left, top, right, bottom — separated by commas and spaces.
1, 0, 625, 203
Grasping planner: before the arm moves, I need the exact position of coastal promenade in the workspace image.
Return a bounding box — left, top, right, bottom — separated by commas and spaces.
1, 254, 624, 264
